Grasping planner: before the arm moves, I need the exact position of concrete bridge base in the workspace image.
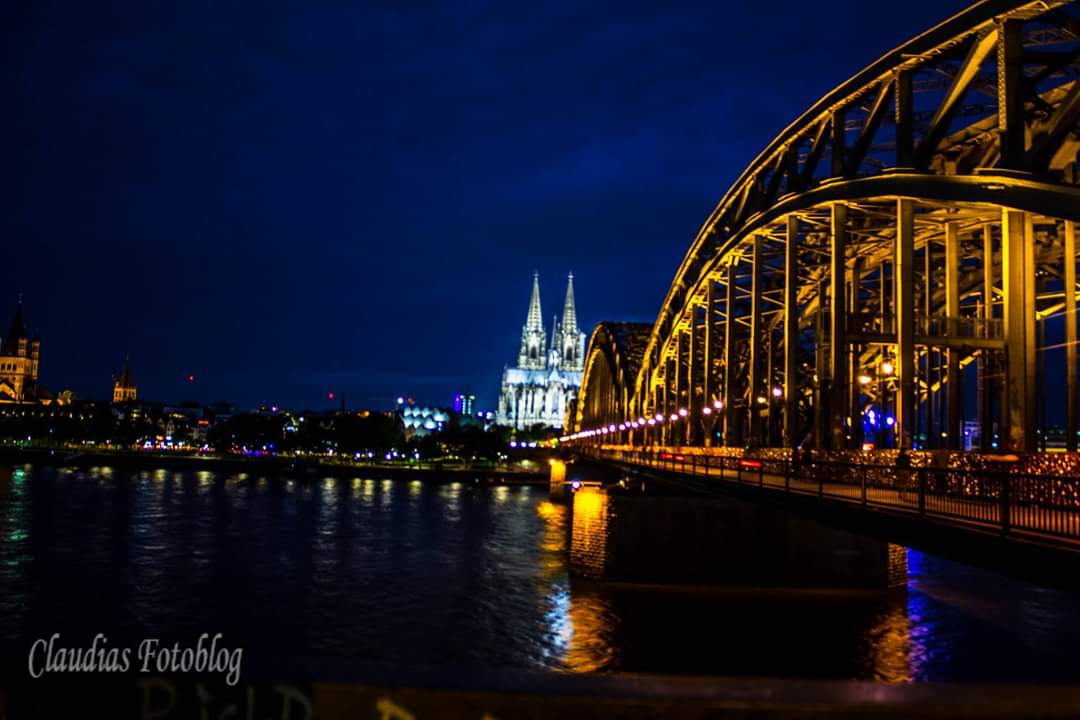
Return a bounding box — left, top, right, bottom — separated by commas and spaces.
567, 485, 907, 591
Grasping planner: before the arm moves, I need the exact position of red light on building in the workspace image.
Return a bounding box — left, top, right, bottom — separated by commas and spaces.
187, 374, 195, 383
328, 392, 335, 400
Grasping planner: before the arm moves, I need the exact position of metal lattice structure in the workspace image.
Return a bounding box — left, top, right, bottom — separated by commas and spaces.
573, 0, 1080, 454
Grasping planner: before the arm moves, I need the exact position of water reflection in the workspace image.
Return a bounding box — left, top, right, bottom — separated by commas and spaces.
865, 601, 913, 683
562, 587, 616, 672
2, 466, 1080, 683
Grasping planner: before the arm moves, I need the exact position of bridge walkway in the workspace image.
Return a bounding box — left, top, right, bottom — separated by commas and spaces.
582, 449, 1080, 549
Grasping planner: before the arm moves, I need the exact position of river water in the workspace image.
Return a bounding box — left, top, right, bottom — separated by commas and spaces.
2, 463, 1079, 684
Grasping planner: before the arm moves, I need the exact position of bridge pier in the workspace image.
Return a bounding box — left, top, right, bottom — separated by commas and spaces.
567, 484, 907, 591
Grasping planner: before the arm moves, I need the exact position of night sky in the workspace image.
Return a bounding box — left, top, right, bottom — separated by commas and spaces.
3, 0, 972, 411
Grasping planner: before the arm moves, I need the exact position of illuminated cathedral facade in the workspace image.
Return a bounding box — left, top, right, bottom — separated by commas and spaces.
496, 273, 585, 431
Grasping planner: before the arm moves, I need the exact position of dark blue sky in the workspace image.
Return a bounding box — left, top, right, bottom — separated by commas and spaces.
3, 0, 971, 411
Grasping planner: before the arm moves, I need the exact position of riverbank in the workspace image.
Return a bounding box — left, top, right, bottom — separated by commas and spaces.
0, 447, 550, 485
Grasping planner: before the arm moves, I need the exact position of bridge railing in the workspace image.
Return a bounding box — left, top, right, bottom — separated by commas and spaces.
584, 448, 1080, 544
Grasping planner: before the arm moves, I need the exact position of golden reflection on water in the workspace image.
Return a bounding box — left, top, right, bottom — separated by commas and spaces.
867, 601, 912, 682
536, 499, 616, 673
865, 548, 927, 683
493, 485, 509, 504
562, 588, 616, 673
536, 502, 566, 561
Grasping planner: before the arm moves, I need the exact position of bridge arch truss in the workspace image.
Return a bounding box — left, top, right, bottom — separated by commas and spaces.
573, 0, 1080, 454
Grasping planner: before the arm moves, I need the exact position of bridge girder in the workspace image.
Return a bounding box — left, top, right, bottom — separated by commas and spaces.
572, 0, 1080, 454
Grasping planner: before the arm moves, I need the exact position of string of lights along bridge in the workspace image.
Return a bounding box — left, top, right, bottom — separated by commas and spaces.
566, 0, 1080, 465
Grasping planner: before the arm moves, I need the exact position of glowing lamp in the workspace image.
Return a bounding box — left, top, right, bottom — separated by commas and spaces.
702, 406, 712, 415
858, 374, 872, 385
882, 361, 894, 375
772, 387, 782, 398
678, 408, 687, 417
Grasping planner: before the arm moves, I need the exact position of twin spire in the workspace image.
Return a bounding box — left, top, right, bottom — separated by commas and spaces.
526, 272, 544, 333
562, 272, 577, 334
524, 271, 578, 335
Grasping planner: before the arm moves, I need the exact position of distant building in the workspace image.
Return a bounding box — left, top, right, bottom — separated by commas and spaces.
496, 273, 585, 430
0, 299, 45, 404
400, 405, 449, 436
113, 358, 138, 403
453, 393, 475, 415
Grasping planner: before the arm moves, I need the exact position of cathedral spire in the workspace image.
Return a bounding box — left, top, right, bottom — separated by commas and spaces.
6, 296, 27, 353
517, 273, 547, 370
561, 272, 578, 333
526, 271, 543, 333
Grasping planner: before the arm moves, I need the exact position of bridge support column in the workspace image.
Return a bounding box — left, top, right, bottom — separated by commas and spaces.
689, 305, 701, 445
814, 281, 828, 449
723, 262, 738, 446
749, 234, 764, 446
829, 203, 849, 448
848, 256, 864, 449
704, 279, 719, 446
945, 221, 962, 450
784, 216, 799, 447
675, 330, 687, 443
1066, 221, 1078, 452
1002, 209, 1036, 452
896, 199, 915, 450
548, 459, 567, 501
980, 224, 996, 450
663, 357, 675, 446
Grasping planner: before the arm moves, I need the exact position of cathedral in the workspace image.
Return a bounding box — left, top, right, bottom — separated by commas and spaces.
496, 273, 586, 431
0, 300, 42, 404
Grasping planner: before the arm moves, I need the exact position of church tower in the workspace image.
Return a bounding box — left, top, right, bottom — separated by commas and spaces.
113, 357, 137, 404
516, 272, 547, 370
0, 298, 41, 403
558, 273, 586, 372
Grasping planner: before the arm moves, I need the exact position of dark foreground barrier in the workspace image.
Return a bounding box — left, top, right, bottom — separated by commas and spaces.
5, 672, 1080, 719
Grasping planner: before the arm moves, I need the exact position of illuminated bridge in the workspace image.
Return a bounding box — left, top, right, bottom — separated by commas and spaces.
562, 0, 1080, 579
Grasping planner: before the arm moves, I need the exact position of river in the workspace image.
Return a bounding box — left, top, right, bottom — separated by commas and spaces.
2, 463, 1079, 684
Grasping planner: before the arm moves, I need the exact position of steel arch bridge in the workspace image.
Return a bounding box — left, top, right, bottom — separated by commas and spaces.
571, 0, 1080, 456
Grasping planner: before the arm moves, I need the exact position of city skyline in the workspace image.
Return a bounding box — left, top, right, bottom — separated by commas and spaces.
5, 0, 972, 410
